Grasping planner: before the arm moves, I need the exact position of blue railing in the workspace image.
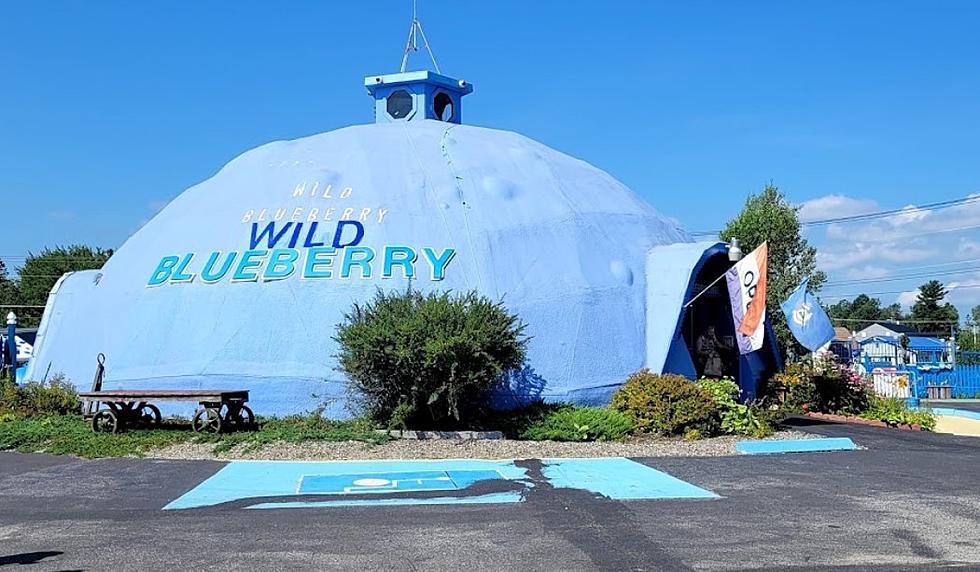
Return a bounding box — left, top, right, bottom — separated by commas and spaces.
909, 364, 980, 398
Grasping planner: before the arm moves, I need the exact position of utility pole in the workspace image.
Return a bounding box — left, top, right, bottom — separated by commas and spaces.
950, 323, 956, 367
5, 312, 16, 384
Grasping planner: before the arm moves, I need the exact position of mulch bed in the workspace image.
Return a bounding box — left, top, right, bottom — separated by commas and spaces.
804, 411, 923, 432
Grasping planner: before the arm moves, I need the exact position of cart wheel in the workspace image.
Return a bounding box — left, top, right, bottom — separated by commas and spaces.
192, 408, 222, 433
238, 405, 255, 428
138, 404, 162, 427
92, 410, 120, 434
224, 405, 255, 430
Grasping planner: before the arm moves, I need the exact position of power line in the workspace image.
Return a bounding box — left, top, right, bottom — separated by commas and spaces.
872, 256, 980, 271
877, 222, 980, 241
823, 266, 980, 288
829, 317, 960, 324
819, 283, 980, 300
689, 193, 980, 236
803, 195, 980, 227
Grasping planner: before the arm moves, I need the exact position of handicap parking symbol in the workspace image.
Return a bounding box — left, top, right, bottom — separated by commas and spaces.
298, 469, 504, 495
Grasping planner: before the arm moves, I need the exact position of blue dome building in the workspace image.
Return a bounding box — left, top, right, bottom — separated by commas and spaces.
26, 65, 781, 417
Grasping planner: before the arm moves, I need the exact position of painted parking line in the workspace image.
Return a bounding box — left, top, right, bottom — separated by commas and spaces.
246, 492, 523, 509
543, 458, 717, 500
736, 437, 858, 455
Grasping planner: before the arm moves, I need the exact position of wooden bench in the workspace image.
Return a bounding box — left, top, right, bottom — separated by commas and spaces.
78, 389, 252, 434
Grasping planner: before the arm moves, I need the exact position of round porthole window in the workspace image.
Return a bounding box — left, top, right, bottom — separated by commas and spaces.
386, 90, 413, 119
433, 92, 454, 122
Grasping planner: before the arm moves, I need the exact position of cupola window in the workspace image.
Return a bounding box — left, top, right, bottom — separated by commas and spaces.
433, 92, 454, 122
386, 90, 413, 119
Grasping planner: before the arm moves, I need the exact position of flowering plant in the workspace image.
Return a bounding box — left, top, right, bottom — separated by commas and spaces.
896, 375, 909, 390
771, 354, 872, 415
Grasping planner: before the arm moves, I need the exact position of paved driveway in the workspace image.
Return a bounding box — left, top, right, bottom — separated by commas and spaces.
1, 419, 979, 571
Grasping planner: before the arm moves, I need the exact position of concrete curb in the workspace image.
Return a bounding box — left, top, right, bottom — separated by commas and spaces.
804, 412, 923, 431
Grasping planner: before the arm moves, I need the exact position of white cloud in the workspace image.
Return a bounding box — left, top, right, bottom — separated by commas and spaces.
896, 290, 919, 308
947, 273, 980, 309
816, 241, 935, 271
812, 193, 980, 245
845, 265, 890, 280
957, 238, 980, 257
883, 204, 931, 228
804, 192, 980, 317
798, 194, 877, 222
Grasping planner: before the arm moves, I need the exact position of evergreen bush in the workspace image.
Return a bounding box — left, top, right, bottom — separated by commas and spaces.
611, 370, 717, 436
335, 289, 528, 428
0, 374, 79, 416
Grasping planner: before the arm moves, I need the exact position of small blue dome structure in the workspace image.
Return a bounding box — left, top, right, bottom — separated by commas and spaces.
26, 66, 781, 416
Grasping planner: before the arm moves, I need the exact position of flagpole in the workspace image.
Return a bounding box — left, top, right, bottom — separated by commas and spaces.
683, 271, 729, 309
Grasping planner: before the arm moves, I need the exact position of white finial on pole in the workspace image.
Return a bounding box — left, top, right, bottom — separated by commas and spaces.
5, 312, 15, 325
400, 0, 442, 74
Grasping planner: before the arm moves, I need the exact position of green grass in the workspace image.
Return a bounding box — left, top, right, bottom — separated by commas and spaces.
195, 415, 390, 453
0, 414, 389, 459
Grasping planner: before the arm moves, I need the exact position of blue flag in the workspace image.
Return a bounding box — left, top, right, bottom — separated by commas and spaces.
781, 278, 835, 352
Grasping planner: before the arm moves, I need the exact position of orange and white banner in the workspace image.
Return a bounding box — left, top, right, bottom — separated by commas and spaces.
725, 242, 768, 354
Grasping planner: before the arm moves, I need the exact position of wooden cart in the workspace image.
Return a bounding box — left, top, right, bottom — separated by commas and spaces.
78, 389, 252, 434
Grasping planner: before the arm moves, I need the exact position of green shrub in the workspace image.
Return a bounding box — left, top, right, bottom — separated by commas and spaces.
611, 370, 717, 436
335, 289, 528, 428
698, 378, 740, 407
0, 374, 79, 416
477, 401, 567, 439
698, 377, 774, 438
721, 404, 773, 437
772, 355, 871, 415
860, 397, 936, 431
521, 406, 633, 441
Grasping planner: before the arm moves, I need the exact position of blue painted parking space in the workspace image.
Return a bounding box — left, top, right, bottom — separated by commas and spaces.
165, 459, 528, 510
164, 457, 723, 510
543, 458, 717, 500
736, 437, 858, 455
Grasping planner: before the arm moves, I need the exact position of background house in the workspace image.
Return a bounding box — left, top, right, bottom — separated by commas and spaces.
854, 322, 951, 369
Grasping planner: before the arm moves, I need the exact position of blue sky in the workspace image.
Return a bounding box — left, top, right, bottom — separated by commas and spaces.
2, 1, 979, 317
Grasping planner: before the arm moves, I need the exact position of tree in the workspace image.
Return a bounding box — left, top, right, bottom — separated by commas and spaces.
958, 305, 980, 353
909, 280, 959, 333
12, 246, 112, 327
720, 183, 826, 355
825, 294, 906, 332
966, 305, 980, 329
0, 260, 17, 311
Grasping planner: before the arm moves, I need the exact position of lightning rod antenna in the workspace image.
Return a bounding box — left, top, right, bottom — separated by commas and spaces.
400, 0, 442, 74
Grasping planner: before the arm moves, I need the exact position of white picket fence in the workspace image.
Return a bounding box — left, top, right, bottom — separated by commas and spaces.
870, 367, 912, 399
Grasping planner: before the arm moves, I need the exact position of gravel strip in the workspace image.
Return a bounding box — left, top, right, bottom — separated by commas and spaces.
149, 429, 819, 461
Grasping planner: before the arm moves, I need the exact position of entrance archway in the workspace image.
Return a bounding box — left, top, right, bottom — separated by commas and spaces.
681, 253, 741, 381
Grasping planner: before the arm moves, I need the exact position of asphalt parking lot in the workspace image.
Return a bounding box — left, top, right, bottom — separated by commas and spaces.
2, 419, 979, 571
